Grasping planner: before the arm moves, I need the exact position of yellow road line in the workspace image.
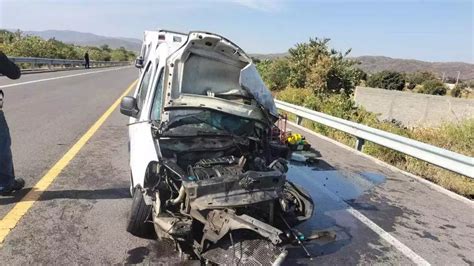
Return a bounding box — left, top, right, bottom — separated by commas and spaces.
0, 79, 137, 244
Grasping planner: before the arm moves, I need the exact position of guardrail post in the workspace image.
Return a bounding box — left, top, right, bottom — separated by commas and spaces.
355, 137, 365, 151
296, 115, 303, 125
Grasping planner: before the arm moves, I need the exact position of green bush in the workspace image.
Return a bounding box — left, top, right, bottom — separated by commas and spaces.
258, 37, 363, 94
0, 30, 135, 63
367, 71, 405, 90
466, 81, 474, 89
450, 86, 463, 97
110, 46, 135, 61
275, 87, 313, 105
419, 80, 447, 95
257, 59, 290, 91
405, 71, 437, 86
406, 83, 416, 90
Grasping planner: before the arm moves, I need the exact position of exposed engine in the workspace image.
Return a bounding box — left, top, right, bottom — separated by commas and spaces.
146, 136, 313, 264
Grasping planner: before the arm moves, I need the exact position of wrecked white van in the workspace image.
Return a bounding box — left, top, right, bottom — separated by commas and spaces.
120, 30, 313, 264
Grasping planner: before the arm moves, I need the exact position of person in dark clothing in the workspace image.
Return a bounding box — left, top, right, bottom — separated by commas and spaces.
84, 51, 90, 69
0, 51, 25, 194
0, 52, 21, 79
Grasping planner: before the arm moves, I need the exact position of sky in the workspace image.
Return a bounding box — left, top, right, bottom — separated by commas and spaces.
0, 0, 473, 62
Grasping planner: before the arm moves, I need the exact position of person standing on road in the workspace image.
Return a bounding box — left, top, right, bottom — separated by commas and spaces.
84, 51, 90, 69
0, 51, 25, 194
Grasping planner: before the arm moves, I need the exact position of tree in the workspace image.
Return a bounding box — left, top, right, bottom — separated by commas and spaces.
287, 41, 313, 88
100, 44, 112, 53
251, 57, 261, 64
256, 59, 290, 90
450, 85, 463, 97
110, 47, 130, 61
405, 71, 437, 86
419, 80, 447, 95
0, 30, 15, 44
286, 37, 360, 94
367, 71, 405, 91
354, 68, 368, 82
0, 30, 136, 67
84, 46, 111, 61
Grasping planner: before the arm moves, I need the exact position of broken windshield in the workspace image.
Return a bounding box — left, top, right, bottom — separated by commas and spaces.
151, 68, 165, 121
163, 109, 257, 137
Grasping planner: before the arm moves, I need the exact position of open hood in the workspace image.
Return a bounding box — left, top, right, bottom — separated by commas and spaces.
239, 63, 278, 117
163, 31, 278, 121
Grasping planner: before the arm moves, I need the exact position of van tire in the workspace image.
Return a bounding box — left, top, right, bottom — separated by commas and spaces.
126, 188, 154, 238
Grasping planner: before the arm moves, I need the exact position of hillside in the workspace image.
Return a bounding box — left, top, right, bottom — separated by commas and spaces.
21, 30, 142, 52
354, 56, 474, 81
250, 53, 474, 81
250, 52, 288, 60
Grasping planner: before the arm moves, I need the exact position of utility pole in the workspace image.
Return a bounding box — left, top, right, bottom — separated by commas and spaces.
455, 71, 461, 85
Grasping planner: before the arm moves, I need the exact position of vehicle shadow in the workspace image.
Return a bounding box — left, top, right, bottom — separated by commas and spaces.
289, 157, 336, 171
0, 187, 130, 205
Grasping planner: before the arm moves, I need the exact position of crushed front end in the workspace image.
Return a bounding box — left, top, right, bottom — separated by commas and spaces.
145, 31, 314, 264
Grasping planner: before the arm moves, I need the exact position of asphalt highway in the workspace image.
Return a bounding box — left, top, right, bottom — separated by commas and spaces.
0, 67, 472, 265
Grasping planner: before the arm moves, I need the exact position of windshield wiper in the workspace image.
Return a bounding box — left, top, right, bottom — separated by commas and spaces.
195, 130, 232, 136
127, 119, 160, 126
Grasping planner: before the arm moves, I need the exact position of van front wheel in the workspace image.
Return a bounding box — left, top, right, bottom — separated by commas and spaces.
126, 188, 154, 238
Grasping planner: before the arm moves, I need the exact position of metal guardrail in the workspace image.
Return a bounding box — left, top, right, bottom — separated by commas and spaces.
275, 99, 474, 178
9, 57, 130, 70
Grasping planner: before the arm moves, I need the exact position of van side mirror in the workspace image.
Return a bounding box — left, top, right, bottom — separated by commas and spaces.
135, 56, 144, 68
120, 96, 139, 118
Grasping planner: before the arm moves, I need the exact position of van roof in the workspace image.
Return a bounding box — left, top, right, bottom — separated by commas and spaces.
143, 30, 186, 47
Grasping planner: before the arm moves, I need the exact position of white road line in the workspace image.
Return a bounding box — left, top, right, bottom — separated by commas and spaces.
346, 208, 431, 265
0, 66, 132, 89
304, 169, 431, 265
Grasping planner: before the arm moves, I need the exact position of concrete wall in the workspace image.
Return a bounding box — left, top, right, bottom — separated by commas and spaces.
354, 86, 474, 127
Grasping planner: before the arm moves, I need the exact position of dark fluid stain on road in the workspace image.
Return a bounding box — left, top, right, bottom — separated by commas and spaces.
126, 246, 150, 264
358, 172, 386, 185
125, 239, 182, 264
283, 162, 387, 264
287, 162, 386, 203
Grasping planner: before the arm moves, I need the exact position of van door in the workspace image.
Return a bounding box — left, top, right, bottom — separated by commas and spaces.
128, 62, 158, 188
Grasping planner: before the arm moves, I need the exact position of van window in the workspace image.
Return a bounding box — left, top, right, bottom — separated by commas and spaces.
136, 63, 153, 111
151, 69, 164, 121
